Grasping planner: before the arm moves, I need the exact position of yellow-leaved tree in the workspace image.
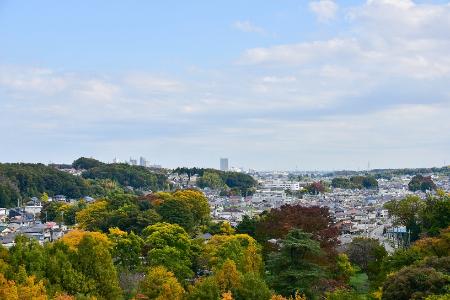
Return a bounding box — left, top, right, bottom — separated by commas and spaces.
138, 266, 184, 300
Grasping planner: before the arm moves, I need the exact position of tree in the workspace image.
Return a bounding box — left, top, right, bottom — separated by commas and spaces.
236, 215, 258, 237
157, 198, 194, 232
187, 277, 220, 300
334, 253, 356, 282
108, 228, 144, 271
147, 247, 193, 282
345, 237, 387, 278
0, 273, 19, 300
408, 175, 437, 192
412, 226, 450, 258
350, 176, 378, 189
142, 223, 191, 256
44, 241, 91, 296
0, 163, 91, 200
142, 223, 193, 281
305, 181, 326, 195
221, 291, 234, 300
325, 289, 366, 300
0, 176, 20, 208
266, 229, 325, 298
255, 205, 339, 259
76, 235, 122, 299
172, 189, 211, 225
72, 157, 104, 170
204, 234, 262, 274
75, 200, 111, 231
420, 192, 450, 236
82, 163, 167, 191
0, 273, 47, 300
40, 192, 49, 202
8, 236, 46, 280
138, 266, 184, 300
382, 266, 449, 300
381, 248, 422, 275
331, 178, 353, 189
234, 272, 271, 300
219, 172, 257, 196
214, 259, 241, 294
197, 172, 226, 190
60, 229, 111, 251
16, 275, 47, 300
384, 195, 425, 241
332, 176, 378, 190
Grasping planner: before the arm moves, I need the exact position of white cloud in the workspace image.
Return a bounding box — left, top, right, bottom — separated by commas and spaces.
232, 20, 266, 35
124, 73, 185, 93
0, 67, 68, 95
261, 76, 297, 83
309, 0, 338, 22
76, 79, 120, 102
240, 38, 360, 65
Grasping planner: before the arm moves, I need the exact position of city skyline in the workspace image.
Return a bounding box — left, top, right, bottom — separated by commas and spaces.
1, 0, 449, 170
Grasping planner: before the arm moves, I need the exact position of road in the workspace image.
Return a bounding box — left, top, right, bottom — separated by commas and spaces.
369, 223, 395, 253
338, 222, 395, 253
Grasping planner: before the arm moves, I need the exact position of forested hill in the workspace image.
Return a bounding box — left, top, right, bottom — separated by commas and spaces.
173, 167, 257, 195
81, 163, 168, 192
0, 158, 169, 208
0, 163, 90, 207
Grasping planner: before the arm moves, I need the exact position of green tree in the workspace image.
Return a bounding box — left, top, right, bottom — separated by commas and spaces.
108, 228, 144, 271
44, 241, 91, 296
420, 192, 450, 236
381, 248, 422, 275
0, 176, 20, 208
197, 172, 226, 190
172, 189, 211, 225
75, 200, 111, 231
143, 223, 193, 281
157, 198, 195, 232
234, 272, 271, 300
266, 229, 325, 298
187, 277, 221, 300
72, 157, 104, 170
236, 215, 258, 237
408, 175, 437, 192
8, 236, 46, 280
384, 195, 425, 241
76, 235, 122, 299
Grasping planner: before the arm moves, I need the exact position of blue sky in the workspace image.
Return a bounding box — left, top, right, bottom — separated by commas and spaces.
1, 0, 449, 170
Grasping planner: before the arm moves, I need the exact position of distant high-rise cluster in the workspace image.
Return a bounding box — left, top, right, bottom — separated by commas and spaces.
111, 156, 162, 169
220, 158, 229, 171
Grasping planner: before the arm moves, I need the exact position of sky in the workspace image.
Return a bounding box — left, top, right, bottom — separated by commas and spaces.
1, 0, 450, 170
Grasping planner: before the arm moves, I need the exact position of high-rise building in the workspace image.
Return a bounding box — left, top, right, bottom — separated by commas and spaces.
220, 158, 229, 171
139, 156, 147, 167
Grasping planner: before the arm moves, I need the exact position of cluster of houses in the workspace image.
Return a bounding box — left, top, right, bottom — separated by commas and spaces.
202, 171, 449, 252
0, 195, 75, 248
